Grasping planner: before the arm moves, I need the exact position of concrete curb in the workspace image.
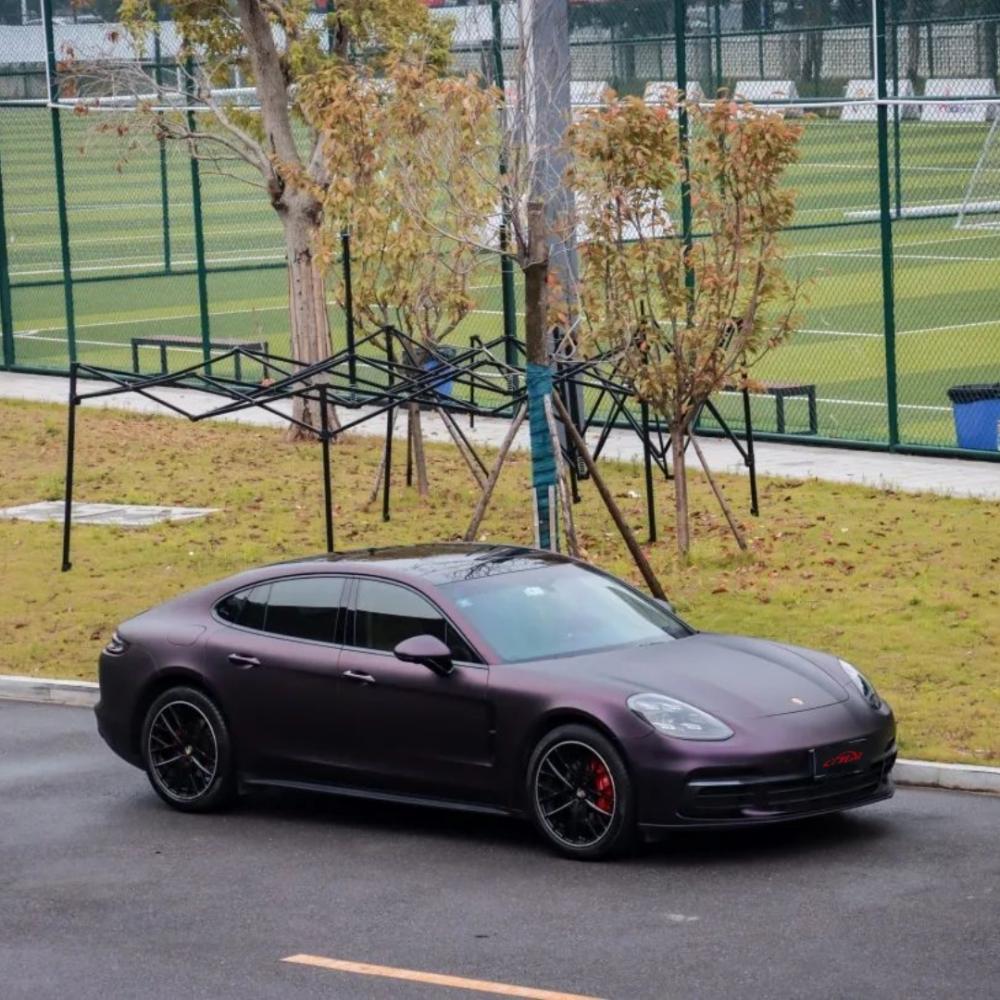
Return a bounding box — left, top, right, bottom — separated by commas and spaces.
1, 676, 998, 794
0, 674, 99, 708
894, 758, 1000, 795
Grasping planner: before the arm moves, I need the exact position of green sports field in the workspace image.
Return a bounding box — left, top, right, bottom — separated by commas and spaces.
2, 107, 999, 449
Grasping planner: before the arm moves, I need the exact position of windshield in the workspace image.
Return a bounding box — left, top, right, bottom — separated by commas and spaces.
442, 563, 689, 662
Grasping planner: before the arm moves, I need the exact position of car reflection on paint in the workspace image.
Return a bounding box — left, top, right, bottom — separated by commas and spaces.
96, 544, 896, 859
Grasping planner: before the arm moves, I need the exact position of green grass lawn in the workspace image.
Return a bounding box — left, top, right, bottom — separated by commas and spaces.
0, 398, 997, 766
2, 110, 1000, 450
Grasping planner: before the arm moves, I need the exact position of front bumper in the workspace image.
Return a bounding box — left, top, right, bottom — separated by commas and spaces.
629, 704, 897, 830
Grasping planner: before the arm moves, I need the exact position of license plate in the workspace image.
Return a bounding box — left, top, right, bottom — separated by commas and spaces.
813, 739, 868, 777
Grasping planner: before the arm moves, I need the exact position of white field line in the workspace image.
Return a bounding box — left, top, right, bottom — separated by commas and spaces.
19, 303, 289, 334
813, 251, 1000, 263
800, 316, 1000, 338
13, 229, 281, 249
11, 251, 286, 278
806, 162, 993, 174
6, 197, 263, 216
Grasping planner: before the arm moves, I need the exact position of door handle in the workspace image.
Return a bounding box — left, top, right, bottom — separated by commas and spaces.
342, 669, 376, 685
228, 653, 260, 669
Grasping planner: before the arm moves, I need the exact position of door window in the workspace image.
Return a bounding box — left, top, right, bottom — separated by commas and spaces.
216, 577, 345, 643
264, 577, 346, 643
351, 579, 478, 662
216, 583, 269, 631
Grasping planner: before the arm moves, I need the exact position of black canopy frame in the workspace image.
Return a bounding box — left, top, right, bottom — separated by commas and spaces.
59, 326, 758, 570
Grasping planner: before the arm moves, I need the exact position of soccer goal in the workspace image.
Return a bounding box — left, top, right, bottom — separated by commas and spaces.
955, 116, 1000, 230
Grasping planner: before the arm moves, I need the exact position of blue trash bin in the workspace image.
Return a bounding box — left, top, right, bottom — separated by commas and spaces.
947, 384, 1000, 451
421, 345, 458, 399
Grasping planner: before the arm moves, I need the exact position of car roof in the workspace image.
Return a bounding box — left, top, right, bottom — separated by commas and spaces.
266, 542, 576, 586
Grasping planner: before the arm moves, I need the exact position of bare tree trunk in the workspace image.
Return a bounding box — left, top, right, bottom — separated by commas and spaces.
689, 432, 747, 551
282, 205, 338, 441
671, 421, 691, 557
543, 393, 578, 556
465, 405, 527, 541
407, 403, 429, 495
905, 0, 920, 82
524, 200, 549, 366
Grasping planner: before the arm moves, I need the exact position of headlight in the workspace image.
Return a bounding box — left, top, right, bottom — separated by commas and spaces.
627, 692, 733, 741
103, 632, 129, 655
838, 659, 882, 710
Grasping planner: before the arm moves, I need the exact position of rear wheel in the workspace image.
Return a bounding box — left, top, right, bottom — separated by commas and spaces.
527, 724, 635, 860
140, 686, 236, 812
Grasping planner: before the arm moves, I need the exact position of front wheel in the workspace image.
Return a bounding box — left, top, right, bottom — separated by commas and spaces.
526, 724, 636, 860
140, 686, 236, 812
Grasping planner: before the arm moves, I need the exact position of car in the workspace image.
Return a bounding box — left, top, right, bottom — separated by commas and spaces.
95, 543, 896, 859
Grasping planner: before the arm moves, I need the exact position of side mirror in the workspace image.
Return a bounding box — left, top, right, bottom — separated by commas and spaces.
394, 634, 454, 676
655, 597, 676, 615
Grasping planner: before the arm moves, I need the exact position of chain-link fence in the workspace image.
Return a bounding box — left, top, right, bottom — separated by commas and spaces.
1, 1, 999, 456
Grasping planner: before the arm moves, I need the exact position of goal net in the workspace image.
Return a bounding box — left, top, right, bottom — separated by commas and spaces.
955, 117, 1000, 230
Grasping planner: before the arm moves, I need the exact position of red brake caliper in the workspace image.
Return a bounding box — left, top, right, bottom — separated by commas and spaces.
588, 758, 614, 813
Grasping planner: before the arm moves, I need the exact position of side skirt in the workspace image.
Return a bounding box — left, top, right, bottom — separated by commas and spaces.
240, 775, 517, 819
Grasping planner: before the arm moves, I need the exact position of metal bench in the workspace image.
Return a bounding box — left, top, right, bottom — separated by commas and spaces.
130, 336, 269, 382
700, 381, 818, 435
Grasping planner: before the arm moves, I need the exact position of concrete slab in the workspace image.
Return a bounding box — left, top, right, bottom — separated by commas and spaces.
0, 501, 218, 526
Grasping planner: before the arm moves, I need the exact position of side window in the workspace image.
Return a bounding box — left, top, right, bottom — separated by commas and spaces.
216, 584, 269, 631
352, 579, 479, 662
264, 577, 346, 643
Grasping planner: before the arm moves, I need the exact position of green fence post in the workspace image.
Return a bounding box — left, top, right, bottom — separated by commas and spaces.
154, 20, 172, 273
673, 0, 694, 301
0, 144, 14, 368
890, 0, 903, 219
875, 0, 901, 448
490, 0, 519, 370
44, 2, 77, 366
712, 0, 723, 96
185, 58, 212, 366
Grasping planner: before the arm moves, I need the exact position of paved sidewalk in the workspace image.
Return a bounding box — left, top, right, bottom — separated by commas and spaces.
2, 371, 997, 500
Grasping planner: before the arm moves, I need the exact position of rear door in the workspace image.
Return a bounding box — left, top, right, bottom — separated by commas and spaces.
334, 577, 495, 802
207, 575, 350, 780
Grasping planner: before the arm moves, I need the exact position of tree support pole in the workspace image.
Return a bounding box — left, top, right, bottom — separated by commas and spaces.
61, 365, 77, 572
465, 405, 527, 542
689, 432, 748, 551
553, 393, 666, 600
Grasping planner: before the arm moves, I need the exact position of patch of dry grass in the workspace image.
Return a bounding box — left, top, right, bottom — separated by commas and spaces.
1, 399, 997, 765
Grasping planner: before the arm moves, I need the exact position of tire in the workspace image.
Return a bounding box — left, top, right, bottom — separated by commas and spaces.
526, 724, 636, 861
140, 686, 236, 813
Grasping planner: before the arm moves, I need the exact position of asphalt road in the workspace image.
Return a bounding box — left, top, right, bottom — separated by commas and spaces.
1, 701, 998, 1000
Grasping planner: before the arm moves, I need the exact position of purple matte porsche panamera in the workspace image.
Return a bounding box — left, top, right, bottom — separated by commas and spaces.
96, 544, 896, 859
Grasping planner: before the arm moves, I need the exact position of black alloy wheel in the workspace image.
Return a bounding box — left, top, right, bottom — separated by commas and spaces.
140, 686, 236, 812
527, 724, 635, 860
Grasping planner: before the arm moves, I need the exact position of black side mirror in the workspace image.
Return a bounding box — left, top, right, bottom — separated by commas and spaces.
394, 634, 454, 676
655, 597, 676, 615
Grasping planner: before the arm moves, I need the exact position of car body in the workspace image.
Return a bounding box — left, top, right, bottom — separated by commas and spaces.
96, 543, 896, 858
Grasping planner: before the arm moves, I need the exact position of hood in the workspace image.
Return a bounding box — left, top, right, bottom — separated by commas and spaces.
536, 633, 850, 722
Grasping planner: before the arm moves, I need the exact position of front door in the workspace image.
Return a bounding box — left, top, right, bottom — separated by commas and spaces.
334, 577, 495, 803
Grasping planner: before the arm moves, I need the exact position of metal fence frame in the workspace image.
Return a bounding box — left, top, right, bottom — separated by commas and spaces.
1, 0, 999, 462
